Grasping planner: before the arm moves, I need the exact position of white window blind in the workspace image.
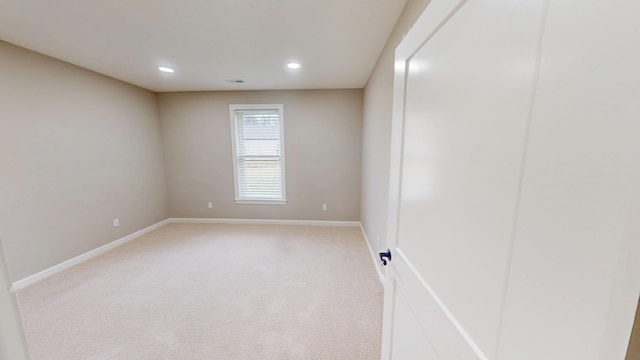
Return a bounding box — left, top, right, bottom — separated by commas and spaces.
230, 104, 286, 204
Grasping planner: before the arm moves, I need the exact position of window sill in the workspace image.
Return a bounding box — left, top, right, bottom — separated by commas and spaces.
235, 199, 287, 205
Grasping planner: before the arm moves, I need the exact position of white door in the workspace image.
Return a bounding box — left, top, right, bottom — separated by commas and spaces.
381, 0, 640, 359
381, 0, 548, 358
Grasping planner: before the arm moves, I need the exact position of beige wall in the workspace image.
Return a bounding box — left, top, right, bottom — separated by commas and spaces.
0, 237, 29, 360
158, 90, 362, 221
0, 41, 169, 281
360, 0, 431, 255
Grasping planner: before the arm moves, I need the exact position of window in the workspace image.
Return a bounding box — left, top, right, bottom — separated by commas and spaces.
229, 104, 286, 204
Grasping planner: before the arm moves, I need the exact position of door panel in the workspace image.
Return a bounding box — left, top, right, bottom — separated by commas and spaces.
387, 0, 547, 358
390, 276, 440, 360
392, 250, 482, 359
497, 1, 640, 359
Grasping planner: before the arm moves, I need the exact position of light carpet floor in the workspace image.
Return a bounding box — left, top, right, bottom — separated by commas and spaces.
16, 223, 383, 360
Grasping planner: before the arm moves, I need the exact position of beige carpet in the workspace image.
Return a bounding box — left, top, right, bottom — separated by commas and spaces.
16, 223, 383, 360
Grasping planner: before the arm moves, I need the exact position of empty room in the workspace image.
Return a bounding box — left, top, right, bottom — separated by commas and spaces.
1, 0, 639, 359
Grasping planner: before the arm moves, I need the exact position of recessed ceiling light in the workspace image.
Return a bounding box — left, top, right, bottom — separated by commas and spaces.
287, 62, 301, 69
158, 66, 174, 73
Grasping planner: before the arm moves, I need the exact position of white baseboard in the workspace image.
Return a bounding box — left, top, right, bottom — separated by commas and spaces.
360, 223, 384, 284
169, 218, 361, 227
11, 218, 172, 292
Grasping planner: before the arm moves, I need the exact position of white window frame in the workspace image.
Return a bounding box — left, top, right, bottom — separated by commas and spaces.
229, 104, 287, 205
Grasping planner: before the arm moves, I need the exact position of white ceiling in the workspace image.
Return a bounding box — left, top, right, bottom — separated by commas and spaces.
0, 0, 408, 92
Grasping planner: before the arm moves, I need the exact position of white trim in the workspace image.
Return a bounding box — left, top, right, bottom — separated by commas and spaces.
11, 219, 171, 292
359, 223, 384, 284
168, 218, 360, 227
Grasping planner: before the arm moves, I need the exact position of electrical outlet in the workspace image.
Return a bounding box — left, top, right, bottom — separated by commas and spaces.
113, 219, 120, 227
322, 204, 327, 211
208, 202, 213, 209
